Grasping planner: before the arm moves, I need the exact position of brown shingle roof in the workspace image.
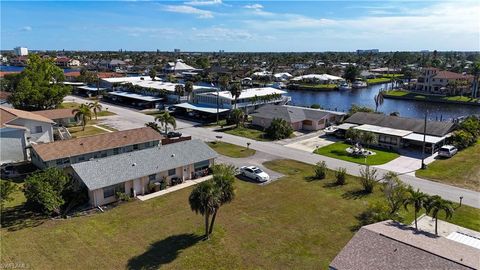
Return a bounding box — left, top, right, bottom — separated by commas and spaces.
330, 220, 479, 270
35, 109, 75, 120
0, 106, 54, 126
433, 70, 474, 80
31, 127, 163, 161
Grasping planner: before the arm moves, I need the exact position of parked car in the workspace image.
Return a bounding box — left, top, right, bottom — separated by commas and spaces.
240, 166, 270, 182
167, 131, 182, 138
438, 145, 458, 158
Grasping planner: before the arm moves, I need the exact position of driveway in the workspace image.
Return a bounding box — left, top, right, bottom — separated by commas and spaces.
285, 135, 338, 152
375, 150, 438, 175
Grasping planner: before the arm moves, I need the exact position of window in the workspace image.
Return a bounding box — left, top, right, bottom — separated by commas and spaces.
101, 152, 107, 158
194, 160, 210, 171
103, 183, 124, 199
79, 156, 85, 161
144, 142, 151, 148
113, 148, 119, 155
56, 159, 63, 165
133, 144, 139, 150
168, 168, 176, 176
62, 158, 70, 165
34, 126, 43, 133
149, 174, 156, 182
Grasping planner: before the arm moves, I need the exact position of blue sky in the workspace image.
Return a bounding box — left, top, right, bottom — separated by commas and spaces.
1, 1, 479, 52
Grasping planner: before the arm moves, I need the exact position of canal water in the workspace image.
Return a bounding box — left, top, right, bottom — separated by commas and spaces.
0, 65, 79, 73
286, 83, 480, 121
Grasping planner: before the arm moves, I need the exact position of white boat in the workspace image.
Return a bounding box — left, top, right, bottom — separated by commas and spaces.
352, 80, 368, 89
323, 126, 338, 134
338, 82, 352, 90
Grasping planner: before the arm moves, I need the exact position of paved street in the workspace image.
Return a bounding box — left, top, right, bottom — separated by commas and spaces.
65, 96, 480, 208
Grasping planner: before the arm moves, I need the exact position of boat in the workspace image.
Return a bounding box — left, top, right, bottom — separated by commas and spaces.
352, 80, 368, 89
323, 126, 338, 135
338, 82, 352, 90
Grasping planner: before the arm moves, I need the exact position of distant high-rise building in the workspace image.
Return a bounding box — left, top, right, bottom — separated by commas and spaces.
356, 49, 379, 54
14, 46, 28, 56
174, 49, 181, 53
219, 50, 225, 53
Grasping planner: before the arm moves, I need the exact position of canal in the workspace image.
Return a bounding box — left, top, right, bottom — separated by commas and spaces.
286, 83, 479, 121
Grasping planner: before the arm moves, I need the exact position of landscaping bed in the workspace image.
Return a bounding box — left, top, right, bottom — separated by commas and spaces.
313, 141, 400, 165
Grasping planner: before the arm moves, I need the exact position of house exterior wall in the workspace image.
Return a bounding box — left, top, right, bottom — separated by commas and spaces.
0, 127, 27, 164
9, 118, 53, 144
252, 116, 272, 129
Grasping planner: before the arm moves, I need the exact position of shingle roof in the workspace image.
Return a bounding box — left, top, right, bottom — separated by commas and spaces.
31, 127, 163, 161
34, 109, 75, 120
330, 220, 479, 270
71, 139, 218, 190
251, 104, 341, 123
345, 112, 455, 137
0, 106, 54, 126
433, 70, 474, 80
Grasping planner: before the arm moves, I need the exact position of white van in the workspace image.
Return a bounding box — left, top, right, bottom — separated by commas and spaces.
438, 145, 458, 158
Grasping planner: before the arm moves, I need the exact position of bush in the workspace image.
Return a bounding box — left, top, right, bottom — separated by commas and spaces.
451, 130, 476, 150
116, 192, 131, 202
359, 166, 378, 193
335, 167, 347, 185
0, 180, 17, 208
314, 161, 327, 179
266, 118, 293, 140
355, 200, 403, 229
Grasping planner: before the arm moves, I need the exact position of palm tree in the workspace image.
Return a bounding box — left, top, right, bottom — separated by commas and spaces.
73, 104, 92, 131
189, 181, 219, 239
174, 84, 185, 100
374, 90, 385, 112
185, 81, 194, 102
230, 108, 244, 128
345, 128, 361, 145
229, 83, 242, 109
88, 101, 102, 120
149, 69, 157, 81
145, 122, 161, 133
208, 164, 236, 235
425, 195, 455, 235
361, 131, 377, 150
155, 111, 176, 134
403, 187, 428, 230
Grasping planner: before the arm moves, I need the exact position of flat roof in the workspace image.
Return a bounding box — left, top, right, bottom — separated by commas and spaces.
62, 82, 86, 86
174, 102, 230, 114
447, 232, 480, 250
336, 123, 358, 130
198, 87, 286, 100
403, 132, 448, 144
354, 124, 412, 137
77, 86, 107, 91
108, 91, 163, 102
102, 76, 216, 93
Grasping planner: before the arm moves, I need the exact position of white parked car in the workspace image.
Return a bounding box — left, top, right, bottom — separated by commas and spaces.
240, 166, 270, 182
438, 145, 458, 158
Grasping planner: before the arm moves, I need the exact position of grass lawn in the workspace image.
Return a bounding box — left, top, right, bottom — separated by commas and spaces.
384, 90, 480, 104
207, 141, 256, 158
59, 102, 116, 116
297, 84, 338, 90
366, 77, 391, 84
1, 182, 26, 209
313, 141, 400, 165
416, 141, 480, 191
1, 159, 478, 269
68, 125, 111, 138
223, 125, 271, 141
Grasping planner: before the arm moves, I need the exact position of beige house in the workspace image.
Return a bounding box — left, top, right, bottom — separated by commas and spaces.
70, 139, 217, 206
415, 67, 473, 95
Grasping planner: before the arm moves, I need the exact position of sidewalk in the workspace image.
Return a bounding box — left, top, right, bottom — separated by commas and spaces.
137, 175, 213, 201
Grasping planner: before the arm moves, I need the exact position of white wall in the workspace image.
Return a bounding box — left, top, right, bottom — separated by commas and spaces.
9, 118, 53, 143
0, 127, 27, 164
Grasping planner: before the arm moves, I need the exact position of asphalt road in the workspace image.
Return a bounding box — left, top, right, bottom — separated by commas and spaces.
66, 96, 480, 208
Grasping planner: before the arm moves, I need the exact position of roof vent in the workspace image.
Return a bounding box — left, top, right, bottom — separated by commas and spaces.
171, 154, 175, 157
124, 135, 127, 138
80, 143, 84, 146
132, 163, 137, 166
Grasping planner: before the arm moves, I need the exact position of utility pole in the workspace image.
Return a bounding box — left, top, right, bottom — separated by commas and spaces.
421, 110, 428, 169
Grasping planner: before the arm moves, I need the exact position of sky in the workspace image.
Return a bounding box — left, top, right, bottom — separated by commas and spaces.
1, 0, 479, 52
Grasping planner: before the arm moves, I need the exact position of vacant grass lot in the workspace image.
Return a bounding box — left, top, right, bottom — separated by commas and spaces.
1, 159, 479, 269
223, 125, 271, 141
59, 102, 116, 117
314, 142, 400, 165
68, 125, 111, 138
416, 141, 480, 191
207, 141, 256, 158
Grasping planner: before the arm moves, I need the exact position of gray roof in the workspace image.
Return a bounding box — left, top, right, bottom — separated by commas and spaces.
345, 112, 456, 137
330, 220, 479, 270
252, 104, 344, 123
71, 139, 218, 190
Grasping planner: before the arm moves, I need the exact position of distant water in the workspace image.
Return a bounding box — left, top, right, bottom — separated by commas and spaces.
0, 65, 79, 73
286, 83, 480, 121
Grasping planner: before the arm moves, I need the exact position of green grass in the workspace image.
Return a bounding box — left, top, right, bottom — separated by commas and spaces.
207, 141, 256, 158
384, 90, 479, 103
313, 142, 400, 165
297, 84, 338, 90
1, 159, 478, 269
366, 77, 392, 84
382, 73, 404, 78
68, 125, 110, 138
416, 141, 480, 191
97, 124, 118, 132
2, 182, 26, 209
59, 102, 116, 116
223, 125, 271, 141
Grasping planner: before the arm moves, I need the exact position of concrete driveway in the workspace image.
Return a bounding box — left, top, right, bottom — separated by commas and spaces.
285, 135, 338, 152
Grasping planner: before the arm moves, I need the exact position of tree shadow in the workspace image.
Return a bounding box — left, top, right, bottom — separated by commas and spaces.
1, 204, 46, 231
342, 189, 370, 200
127, 233, 203, 270
304, 176, 319, 182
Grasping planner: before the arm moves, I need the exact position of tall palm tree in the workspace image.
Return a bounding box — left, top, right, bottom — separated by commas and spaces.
88, 101, 102, 120
361, 131, 377, 149
425, 195, 455, 235
403, 187, 428, 230
189, 181, 219, 239
229, 83, 242, 109
230, 108, 244, 128
374, 90, 385, 112
345, 128, 361, 145
185, 81, 194, 102
145, 122, 161, 133
73, 104, 92, 131
208, 164, 236, 235
155, 111, 176, 134
174, 84, 185, 101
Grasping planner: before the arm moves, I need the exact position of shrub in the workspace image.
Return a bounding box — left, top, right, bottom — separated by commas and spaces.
359, 166, 378, 193
160, 180, 167, 190
451, 130, 476, 150
116, 192, 131, 202
0, 180, 17, 208
266, 118, 293, 140
355, 200, 403, 229
335, 167, 347, 185
314, 161, 327, 179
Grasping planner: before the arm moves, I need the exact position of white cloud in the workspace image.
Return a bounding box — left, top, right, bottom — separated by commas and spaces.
193, 27, 255, 41
21, 26, 32, 31
163, 5, 214, 18
184, 0, 222, 6
244, 4, 263, 9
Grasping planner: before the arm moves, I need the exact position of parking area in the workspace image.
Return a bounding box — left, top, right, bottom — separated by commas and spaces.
285, 135, 339, 153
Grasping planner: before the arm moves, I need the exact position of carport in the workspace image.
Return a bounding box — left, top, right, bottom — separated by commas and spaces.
402, 133, 449, 154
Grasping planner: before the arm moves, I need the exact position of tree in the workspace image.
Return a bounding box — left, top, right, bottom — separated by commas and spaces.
145, 122, 161, 133
23, 168, 70, 215
77, 68, 97, 84
188, 181, 219, 239
344, 65, 359, 82
73, 104, 92, 131
149, 69, 157, 81
0, 180, 17, 208
471, 62, 479, 98
266, 118, 293, 140
348, 104, 374, 116
229, 83, 242, 109
229, 108, 244, 128
451, 130, 476, 150
208, 164, 236, 235
185, 81, 194, 101
360, 131, 377, 149
425, 195, 454, 235
219, 75, 230, 91
174, 84, 185, 98
403, 187, 428, 230
359, 166, 378, 193
7, 54, 72, 110
88, 101, 102, 120
155, 111, 176, 134
381, 172, 407, 215
374, 90, 385, 112
345, 128, 361, 145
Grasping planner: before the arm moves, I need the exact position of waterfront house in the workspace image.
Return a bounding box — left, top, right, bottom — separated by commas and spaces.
251, 104, 345, 131
291, 74, 343, 84
70, 139, 217, 206
1, 106, 54, 164
30, 127, 162, 169
414, 67, 474, 96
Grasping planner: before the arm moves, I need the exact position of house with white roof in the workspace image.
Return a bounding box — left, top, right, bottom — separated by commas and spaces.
291, 74, 343, 84
163, 59, 198, 74
273, 72, 293, 81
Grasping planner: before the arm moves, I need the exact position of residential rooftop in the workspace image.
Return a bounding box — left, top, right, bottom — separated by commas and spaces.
35, 108, 75, 120
252, 104, 344, 122
199, 87, 286, 100
1, 106, 54, 127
